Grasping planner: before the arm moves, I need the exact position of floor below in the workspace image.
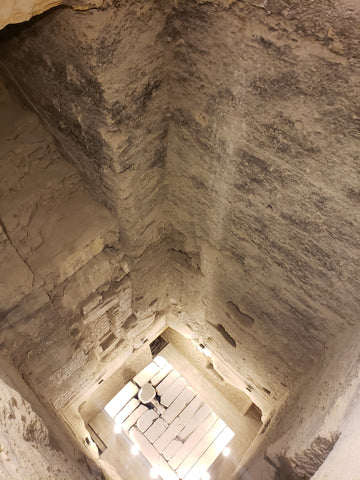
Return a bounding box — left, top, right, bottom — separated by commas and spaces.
87, 342, 261, 480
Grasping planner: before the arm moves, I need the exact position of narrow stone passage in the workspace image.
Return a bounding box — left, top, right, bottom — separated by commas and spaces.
0, 1, 359, 479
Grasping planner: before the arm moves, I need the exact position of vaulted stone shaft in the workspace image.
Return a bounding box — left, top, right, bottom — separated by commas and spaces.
0, 1, 359, 480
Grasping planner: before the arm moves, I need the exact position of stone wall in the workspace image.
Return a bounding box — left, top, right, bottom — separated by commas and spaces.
0, 75, 164, 415
237, 320, 360, 480
0, 358, 104, 480
1, 0, 359, 410
0, 1, 171, 331
0, 0, 106, 31
164, 0, 360, 408
0, 1, 359, 478
0, 2, 169, 254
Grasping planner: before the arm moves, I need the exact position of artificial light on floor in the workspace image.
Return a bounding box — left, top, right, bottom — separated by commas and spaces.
131, 445, 139, 456
222, 447, 231, 457
150, 468, 159, 479
114, 424, 122, 434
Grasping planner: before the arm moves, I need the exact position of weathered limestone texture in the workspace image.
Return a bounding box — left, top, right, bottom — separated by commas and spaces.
0, 73, 169, 479
0, 2, 171, 336
0, 224, 33, 311
164, 0, 360, 409
0, 0, 359, 478
0, 2, 169, 254
0, 379, 79, 480
238, 321, 360, 480
0, 77, 118, 298
1, 0, 360, 413
0, 0, 106, 31
0, 77, 156, 415
0, 360, 104, 480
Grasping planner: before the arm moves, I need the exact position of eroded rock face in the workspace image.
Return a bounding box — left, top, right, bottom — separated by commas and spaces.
0, 0, 106, 31
238, 315, 360, 480
1, 0, 359, 410
0, 76, 166, 415
0, 1, 359, 478
165, 0, 360, 404
0, 375, 97, 480
0, 3, 169, 255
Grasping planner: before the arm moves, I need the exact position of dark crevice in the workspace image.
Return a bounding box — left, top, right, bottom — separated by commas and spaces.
216, 323, 236, 348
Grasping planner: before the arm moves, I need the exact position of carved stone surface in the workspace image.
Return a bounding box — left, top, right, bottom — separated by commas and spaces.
0, 1, 359, 479
0, 0, 106, 31
0, 365, 104, 480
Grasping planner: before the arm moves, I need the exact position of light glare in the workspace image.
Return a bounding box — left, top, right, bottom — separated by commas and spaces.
201, 472, 210, 480
222, 447, 231, 457
131, 445, 139, 456
197, 344, 212, 358
150, 468, 159, 479
114, 423, 122, 434
202, 347, 212, 357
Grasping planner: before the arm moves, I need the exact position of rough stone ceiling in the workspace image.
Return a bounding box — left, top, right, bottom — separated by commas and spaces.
0, 0, 106, 30
0, 0, 359, 435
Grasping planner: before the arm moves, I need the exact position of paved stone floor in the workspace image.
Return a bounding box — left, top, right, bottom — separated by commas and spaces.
89, 343, 261, 480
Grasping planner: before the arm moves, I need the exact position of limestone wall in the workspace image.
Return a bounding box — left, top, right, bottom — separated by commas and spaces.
164, 0, 360, 408
0, 2, 169, 255
0, 76, 164, 416
0, 1, 359, 478
0, 0, 106, 31
238, 321, 360, 479
1, 0, 359, 413
0, 359, 104, 480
